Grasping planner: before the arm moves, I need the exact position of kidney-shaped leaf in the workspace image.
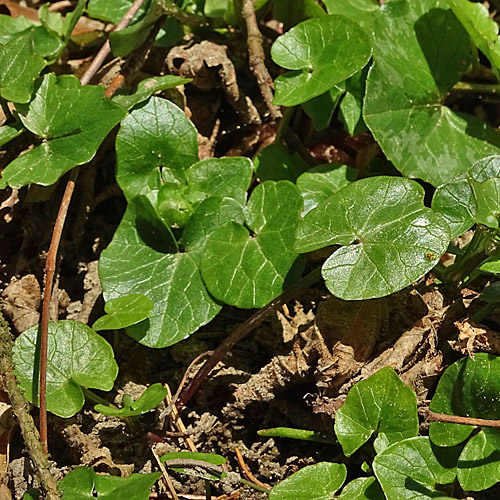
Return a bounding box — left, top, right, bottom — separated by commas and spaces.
295, 177, 450, 300
2, 74, 127, 188
432, 155, 500, 238
92, 294, 154, 331
201, 181, 304, 308
429, 353, 500, 446
271, 15, 371, 106
59, 467, 160, 500
335, 367, 418, 456
13, 321, 118, 418
338, 477, 385, 500
99, 199, 221, 348
373, 437, 458, 500
270, 462, 347, 500
364, 0, 500, 186
115, 97, 199, 202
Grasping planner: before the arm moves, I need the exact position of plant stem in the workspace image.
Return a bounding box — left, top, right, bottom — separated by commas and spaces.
257, 427, 337, 444
275, 106, 295, 144
240, 478, 271, 493
423, 408, 500, 428
178, 266, 322, 408
0, 312, 60, 500
158, 0, 210, 26
452, 81, 500, 95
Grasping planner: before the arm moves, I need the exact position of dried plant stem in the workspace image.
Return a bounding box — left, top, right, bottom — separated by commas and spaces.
241, 0, 281, 119
0, 312, 60, 499
178, 266, 322, 407
38, 0, 148, 455
424, 409, 500, 428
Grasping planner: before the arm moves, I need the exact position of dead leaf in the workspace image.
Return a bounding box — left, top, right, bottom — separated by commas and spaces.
451, 319, 500, 357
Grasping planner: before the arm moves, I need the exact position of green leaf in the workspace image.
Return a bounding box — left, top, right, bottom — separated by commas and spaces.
338, 477, 385, 500
446, 0, 500, 77
112, 75, 192, 109
87, 0, 148, 24
271, 16, 372, 106
205, 0, 229, 17
2, 74, 126, 188
0, 122, 24, 147
62, 0, 86, 41
109, 0, 163, 57
99, 200, 221, 348
39, 4, 64, 37
272, 0, 326, 29
302, 84, 345, 131
429, 353, 500, 447
323, 0, 379, 31
335, 367, 418, 456
295, 177, 450, 300
59, 467, 160, 500
296, 163, 357, 215
471, 178, 500, 228
0, 14, 37, 45
339, 67, 368, 136
12, 321, 118, 418
254, 144, 309, 182
432, 155, 500, 238
201, 181, 304, 308
364, 0, 500, 186
92, 294, 154, 331
269, 462, 347, 500
161, 451, 226, 481
373, 437, 458, 500
115, 97, 199, 202
457, 428, 500, 491
0, 30, 46, 102
95, 383, 167, 417
480, 280, 500, 302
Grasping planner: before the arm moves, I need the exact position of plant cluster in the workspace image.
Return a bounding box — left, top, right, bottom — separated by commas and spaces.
3, 0, 500, 498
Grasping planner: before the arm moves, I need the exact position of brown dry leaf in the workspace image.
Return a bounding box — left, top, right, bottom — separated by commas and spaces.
1, 275, 41, 333
451, 319, 500, 357
0, 388, 14, 499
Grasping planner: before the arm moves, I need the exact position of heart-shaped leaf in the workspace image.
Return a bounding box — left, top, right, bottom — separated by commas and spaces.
115, 97, 199, 202
271, 16, 372, 106
59, 467, 160, 500
0, 14, 37, 45
92, 294, 154, 331
339, 67, 368, 136
2, 74, 127, 188
201, 181, 304, 308
12, 321, 118, 418
364, 0, 500, 186
296, 163, 357, 215
430, 353, 500, 447
335, 367, 418, 456
95, 383, 167, 417
447, 0, 500, 76
254, 144, 309, 182
295, 176, 450, 300
323, 0, 379, 31
99, 199, 221, 348
338, 477, 385, 500
302, 84, 345, 131
269, 462, 347, 500
373, 437, 458, 500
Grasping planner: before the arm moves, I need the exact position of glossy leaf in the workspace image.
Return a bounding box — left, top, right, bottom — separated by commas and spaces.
323, 0, 379, 31
429, 353, 500, 447
432, 155, 500, 238
161, 451, 226, 481
0, 122, 24, 147
115, 97, 198, 202
270, 462, 346, 500
272, 0, 326, 29
373, 437, 457, 500
88, 0, 148, 24
92, 294, 154, 331
295, 177, 450, 300
339, 67, 368, 136
254, 144, 309, 182
338, 477, 385, 500
12, 321, 118, 418
271, 16, 371, 106
112, 75, 192, 109
335, 367, 418, 456
302, 84, 345, 131
59, 467, 160, 500
99, 200, 221, 348
95, 383, 167, 417
471, 178, 500, 228
447, 0, 500, 76
2, 74, 126, 188
0, 15, 37, 45
296, 163, 357, 215
364, 0, 500, 186
201, 181, 304, 308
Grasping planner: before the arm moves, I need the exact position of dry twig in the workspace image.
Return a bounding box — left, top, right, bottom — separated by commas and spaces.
234, 447, 271, 490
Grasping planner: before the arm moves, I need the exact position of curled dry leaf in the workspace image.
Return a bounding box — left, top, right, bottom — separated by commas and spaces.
451, 319, 500, 357
1, 275, 40, 333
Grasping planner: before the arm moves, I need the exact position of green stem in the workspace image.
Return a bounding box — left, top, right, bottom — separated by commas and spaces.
275, 106, 295, 144
258, 427, 337, 444
452, 81, 500, 95
83, 388, 116, 407
240, 478, 271, 493
157, 0, 210, 26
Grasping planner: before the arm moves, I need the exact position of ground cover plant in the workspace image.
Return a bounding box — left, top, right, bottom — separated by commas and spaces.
4, 0, 500, 498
